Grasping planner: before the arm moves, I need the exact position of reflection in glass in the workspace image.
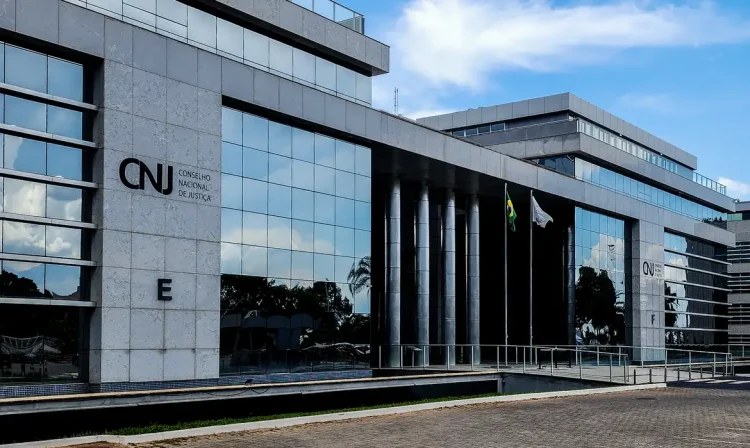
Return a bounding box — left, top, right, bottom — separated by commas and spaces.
292, 128, 315, 162
291, 219, 314, 252
336, 65, 356, 99
269, 40, 293, 77
267, 216, 291, 249
47, 106, 82, 139
267, 248, 291, 279
221, 208, 243, 244
222, 142, 243, 176
4, 136, 45, 175
292, 188, 314, 221
220, 275, 370, 376
187, 7, 216, 48
267, 183, 292, 218
242, 245, 267, 277
291, 159, 315, 191
244, 29, 269, 68
0, 305, 82, 382
293, 48, 316, 85
48, 57, 83, 102
4, 178, 45, 217
314, 253, 334, 281
2, 261, 44, 297
5, 45, 47, 94
222, 108, 243, 145
314, 165, 335, 195
221, 174, 242, 210
354, 201, 370, 231
47, 144, 83, 180
2, 221, 45, 256
315, 134, 336, 168
268, 154, 292, 186
315, 58, 337, 92
45, 264, 81, 298
243, 211, 267, 246
5, 96, 46, 132
242, 178, 267, 213
268, 122, 292, 157
336, 197, 355, 228
315, 193, 335, 225
216, 18, 243, 58
335, 170, 355, 200
242, 147, 268, 181
221, 242, 241, 275
45, 226, 82, 259
46, 185, 82, 221
314, 223, 335, 255
336, 226, 355, 257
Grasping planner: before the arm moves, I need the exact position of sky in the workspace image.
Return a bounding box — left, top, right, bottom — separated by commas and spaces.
341, 0, 750, 200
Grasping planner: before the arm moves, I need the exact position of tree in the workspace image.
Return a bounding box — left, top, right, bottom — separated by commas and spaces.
347, 256, 371, 299
575, 267, 625, 345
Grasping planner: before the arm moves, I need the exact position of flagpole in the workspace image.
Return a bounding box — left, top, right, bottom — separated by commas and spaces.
504, 183, 508, 366
529, 190, 533, 355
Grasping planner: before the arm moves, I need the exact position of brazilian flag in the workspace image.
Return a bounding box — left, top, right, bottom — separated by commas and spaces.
506, 191, 517, 232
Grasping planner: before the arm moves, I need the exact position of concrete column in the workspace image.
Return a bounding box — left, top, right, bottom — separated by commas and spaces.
386, 178, 401, 367
443, 189, 456, 364
565, 226, 576, 346
416, 184, 430, 366
467, 194, 480, 365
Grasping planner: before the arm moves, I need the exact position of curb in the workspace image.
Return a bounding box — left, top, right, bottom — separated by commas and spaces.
5, 383, 665, 447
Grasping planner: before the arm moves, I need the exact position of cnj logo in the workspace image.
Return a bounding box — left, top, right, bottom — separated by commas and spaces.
642, 261, 663, 278
119, 158, 173, 195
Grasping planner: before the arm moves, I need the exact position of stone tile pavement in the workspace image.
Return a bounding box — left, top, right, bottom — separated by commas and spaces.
124, 387, 750, 447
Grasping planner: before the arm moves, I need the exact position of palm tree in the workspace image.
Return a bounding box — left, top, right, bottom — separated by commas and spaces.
347, 256, 371, 298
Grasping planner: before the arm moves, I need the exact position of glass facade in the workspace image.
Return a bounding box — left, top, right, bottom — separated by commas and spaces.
64, 0, 372, 105
220, 107, 371, 376
575, 159, 727, 223
664, 232, 729, 347
290, 0, 365, 34
0, 43, 90, 384
573, 207, 627, 345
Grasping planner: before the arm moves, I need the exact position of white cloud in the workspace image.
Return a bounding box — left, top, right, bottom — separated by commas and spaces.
718, 177, 750, 200
374, 0, 750, 116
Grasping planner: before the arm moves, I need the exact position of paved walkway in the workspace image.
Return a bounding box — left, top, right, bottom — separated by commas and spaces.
126, 387, 750, 448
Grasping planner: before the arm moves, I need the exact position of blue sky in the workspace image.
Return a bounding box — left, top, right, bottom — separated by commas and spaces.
342, 0, 750, 199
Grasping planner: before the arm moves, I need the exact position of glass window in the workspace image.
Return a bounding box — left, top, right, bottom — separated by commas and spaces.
354, 201, 370, 230
315, 134, 336, 168
157, 0, 187, 23
216, 18, 243, 58
292, 188, 314, 221
291, 250, 314, 280
268, 216, 291, 249
336, 66, 356, 99
335, 170, 355, 200
3, 221, 45, 256
6, 96, 46, 132
336, 141, 355, 173
315, 193, 335, 225
315, 57, 336, 92
243, 114, 268, 151
3, 261, 45, 297
242, 178, 267, 213
243, 29, 269, 67
45, 226, 82, 259
267, 248, 291, 278
242, 146, 268, 181
4, 135, 45, 175
292, 128, 315, 162
6, 46, 47, 94
292, 219, 314, 252
221, 208, 243, 244
46, 264, 81, 298
241, 245, 267, 277
187, 7, 216, 48
46, 184, 82, 221
314, 253, 334, 281
220, 242, 242, 275
4, 178, 45, 217
267, 183, 291, 218
336, 226, 355, 257
222, 108, 243, 145
47, 144, 83, 181
222, 142, 243, 176
314, 165, 336, 195
242, 211, 267, 246
335, 256, 354, 283
355, 175, 370, 203
354, 230, 370, 259
292, 159, 315, 191
293, 48, 316, 85
269, 40, 293, 76
268, 154, 292, 186
355, 73, 372, 104
355, 146, 370, 177
221, 174, 243, 210
336, 197, 355, 228
47, 105, 82, 139
268, 122, 292, 157
48, 57, 83, 102
314, 223, 335, 255
314, 0, 335, 19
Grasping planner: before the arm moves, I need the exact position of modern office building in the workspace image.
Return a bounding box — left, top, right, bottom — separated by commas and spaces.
727, 203, 750, 346
0, 0, 737, 396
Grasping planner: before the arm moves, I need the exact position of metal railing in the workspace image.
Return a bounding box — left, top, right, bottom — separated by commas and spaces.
375, 344, 735, 386
290, 0, 365, 34
376, 344, 632, 384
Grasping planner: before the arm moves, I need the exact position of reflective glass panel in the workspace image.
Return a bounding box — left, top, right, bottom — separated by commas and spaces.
292, 188, 314, 221
315, 193, 335, 225
292, 159, 314, 191
45, 264, 81, 299
221, 174, 243, 210
268, 122, 292, 157
336, 66, 356, 99
47, 144, 83, 180
314, 165, 335, 195
216, 18, 243, 58
47, 105, 82, 139
187, 7, 216, 48
222, 108, 243, 145
4, 135, 45, 175
336, 197, 355, 228
335, 170, 355, 200
48, 57, 83, 102
222, 142, 243, 176
244, 29, 269, 68
242, 178, 267, 213
220, 242, 242, 275
242, 146, 268, 181
242, 245, 267, 277
269, 40, 293, 76
5, 96, 46, 132
46, 185, 82, 221
314, 223, 335, 255
292, 128, 314, 162
221, 208, 243, 244
4, 178, 46, 217
243, 114, 268, 151
315, 58, 337, 92
3, 221, 45, 256
5, 45, 47, 94
267, 248, 291, 278
315, 134, 336, 168
2, 261, 45, 297
293, 48, 316, 85
291, 251, 313, 280
242, 211, 267, 246
292, 219, 314, 252
336, 226, 355, 257
268, 216, 291, 249
45, 226, 82, 259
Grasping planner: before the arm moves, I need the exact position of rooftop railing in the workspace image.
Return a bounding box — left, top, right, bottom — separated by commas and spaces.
290, 0, 365, 34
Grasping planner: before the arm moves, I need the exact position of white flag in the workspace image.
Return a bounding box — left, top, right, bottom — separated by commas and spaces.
532, 196, 553, 228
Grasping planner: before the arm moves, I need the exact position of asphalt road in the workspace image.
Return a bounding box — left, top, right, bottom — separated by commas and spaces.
127, 386, 750, 448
